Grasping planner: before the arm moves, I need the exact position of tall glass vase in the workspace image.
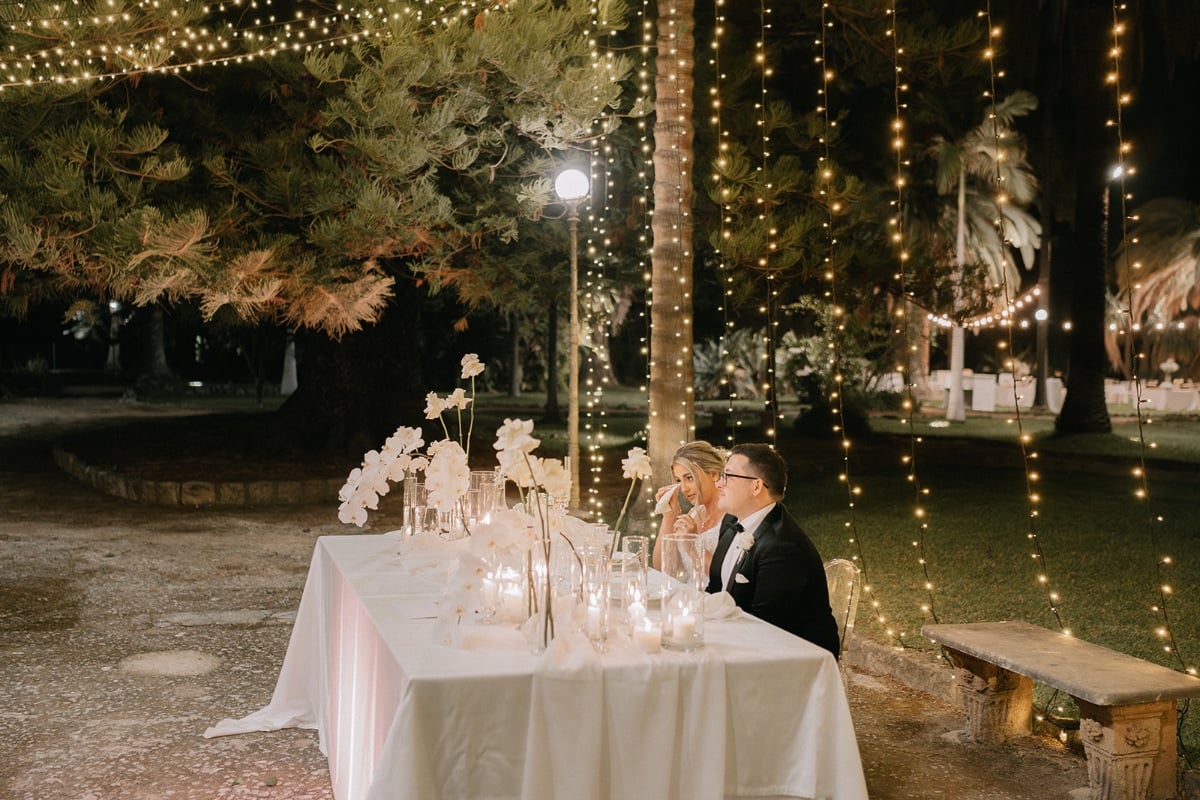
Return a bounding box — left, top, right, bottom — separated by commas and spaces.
482, 549, 528, 624
660, 533, 704, 651
578, 542, 611, 650
466, 470, 502, 529
618, 535, 650, 623
522, 543, 556, 654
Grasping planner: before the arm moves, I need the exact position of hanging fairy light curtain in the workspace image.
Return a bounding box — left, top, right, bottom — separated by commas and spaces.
577, 0, 628, 521
882, 0, 937, 639
635, 0, 654, 450
1106, 1, 1195, 679
754, 0, 780, 445
818, 0, 897, 642
709, 0, 738, 449
979, 3, 1069, 635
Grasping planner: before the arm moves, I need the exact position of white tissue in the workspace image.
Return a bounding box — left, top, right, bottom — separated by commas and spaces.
654, 483, 679, 514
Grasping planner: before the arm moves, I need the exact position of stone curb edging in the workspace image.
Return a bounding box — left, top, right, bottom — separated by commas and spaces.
843, 633, 1200, 799
53, 445, 343, 508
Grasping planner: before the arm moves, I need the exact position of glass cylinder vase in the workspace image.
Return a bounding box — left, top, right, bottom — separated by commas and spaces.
659, 533, 704, 651
578, 542, 611, 650
522, 543, 556, 654
482, 549, 528, 624
618, 535, 650, 623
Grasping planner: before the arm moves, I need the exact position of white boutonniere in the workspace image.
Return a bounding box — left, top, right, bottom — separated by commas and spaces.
733, 529, 756, 554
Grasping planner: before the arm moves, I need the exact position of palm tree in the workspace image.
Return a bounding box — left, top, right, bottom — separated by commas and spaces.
923, 91, 1042, 421
648, 0, 697, 489
1109, 197, 1200, 379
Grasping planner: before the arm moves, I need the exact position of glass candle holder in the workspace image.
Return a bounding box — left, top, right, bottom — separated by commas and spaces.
578, 542, 611, 650
483, 550, 528, 624
660, 533, 704, 651
618, 535, 650, 621
402, 476, 421, 537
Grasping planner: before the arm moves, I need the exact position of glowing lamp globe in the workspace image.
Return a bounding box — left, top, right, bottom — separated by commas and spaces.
555, 169, 589, 202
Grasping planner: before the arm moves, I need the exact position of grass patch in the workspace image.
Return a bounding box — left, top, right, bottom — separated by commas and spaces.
870, 412, 1200, 463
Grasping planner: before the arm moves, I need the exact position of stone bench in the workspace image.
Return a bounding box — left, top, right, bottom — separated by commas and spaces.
922, 621, 1200, 800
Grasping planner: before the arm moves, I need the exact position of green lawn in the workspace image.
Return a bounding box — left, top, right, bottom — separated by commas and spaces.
870, 412, 1200, 462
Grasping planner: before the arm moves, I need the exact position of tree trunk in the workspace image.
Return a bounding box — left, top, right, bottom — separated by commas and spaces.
1055, 0, 1112, 434
268, 285, 426, 458
648, 0, 696, 489
585, 320, 621, 388
146, 306, 172, 377
280, 334, 298, 396
508, 312, 522, 397
947, 326, 966, 420
911, 304, 931, 393
946, 171, 968, 422
105, 309, 121, 374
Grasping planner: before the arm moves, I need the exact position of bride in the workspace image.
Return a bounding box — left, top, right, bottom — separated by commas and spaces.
651, 441, 726, 572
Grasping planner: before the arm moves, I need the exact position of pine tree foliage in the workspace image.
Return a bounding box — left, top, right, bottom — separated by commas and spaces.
0, 0, 634, 338
218, 0, 633, 335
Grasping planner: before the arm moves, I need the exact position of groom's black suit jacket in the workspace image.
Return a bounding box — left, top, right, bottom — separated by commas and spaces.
706, 505, 840, 659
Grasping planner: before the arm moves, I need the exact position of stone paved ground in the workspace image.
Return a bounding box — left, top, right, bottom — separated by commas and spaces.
0, 397, 1094, 799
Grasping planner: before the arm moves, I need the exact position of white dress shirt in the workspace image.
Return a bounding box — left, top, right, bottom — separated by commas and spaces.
719, 502, 776, 591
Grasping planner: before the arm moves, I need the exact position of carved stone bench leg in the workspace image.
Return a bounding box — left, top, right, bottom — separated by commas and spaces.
1075, 699, 1177, 800
944, 649, 1033, 743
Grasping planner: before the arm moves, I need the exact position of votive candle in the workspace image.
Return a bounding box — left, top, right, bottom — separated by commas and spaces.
633, 618, 662, 654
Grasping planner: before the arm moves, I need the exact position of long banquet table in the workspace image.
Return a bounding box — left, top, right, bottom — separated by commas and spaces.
206, 533, 868, 800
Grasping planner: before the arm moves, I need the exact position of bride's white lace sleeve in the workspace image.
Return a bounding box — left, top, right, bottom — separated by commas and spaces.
698, 520, 720, 554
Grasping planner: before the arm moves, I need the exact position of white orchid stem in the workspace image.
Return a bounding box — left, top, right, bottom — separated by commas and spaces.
465, 376, 476, 460
610, 478, 638, 559
458, 495, 472, 537
520, 451, 555, 649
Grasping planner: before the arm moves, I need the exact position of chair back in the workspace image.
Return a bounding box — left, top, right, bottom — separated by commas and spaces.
823, 558, 861, 657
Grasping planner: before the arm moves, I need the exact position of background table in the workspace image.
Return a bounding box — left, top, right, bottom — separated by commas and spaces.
207, 534, 867, 800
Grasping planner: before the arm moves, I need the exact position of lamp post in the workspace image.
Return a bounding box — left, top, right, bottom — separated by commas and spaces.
555, 167, 589, 510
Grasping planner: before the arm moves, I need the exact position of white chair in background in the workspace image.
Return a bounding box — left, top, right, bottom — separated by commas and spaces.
824, 558, 862, 662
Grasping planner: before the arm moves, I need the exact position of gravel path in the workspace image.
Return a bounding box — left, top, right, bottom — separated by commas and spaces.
0, 397, 1092, 799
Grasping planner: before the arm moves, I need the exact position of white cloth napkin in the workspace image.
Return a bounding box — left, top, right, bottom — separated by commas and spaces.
702, 591, 741, 620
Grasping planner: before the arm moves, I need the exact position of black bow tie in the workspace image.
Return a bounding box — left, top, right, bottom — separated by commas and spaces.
720, 515, 742, 535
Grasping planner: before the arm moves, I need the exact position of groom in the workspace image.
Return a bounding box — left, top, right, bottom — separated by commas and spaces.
706, 443, 841, 659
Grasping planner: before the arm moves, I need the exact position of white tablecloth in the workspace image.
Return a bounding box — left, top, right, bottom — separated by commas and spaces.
207, 534, 867, 800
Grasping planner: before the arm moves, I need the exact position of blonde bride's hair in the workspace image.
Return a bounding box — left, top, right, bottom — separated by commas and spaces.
671, 441, 726, 486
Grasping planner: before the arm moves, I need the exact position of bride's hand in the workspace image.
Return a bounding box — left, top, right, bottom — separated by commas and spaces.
655, 485, 679, 515
672, 514, 698, 534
